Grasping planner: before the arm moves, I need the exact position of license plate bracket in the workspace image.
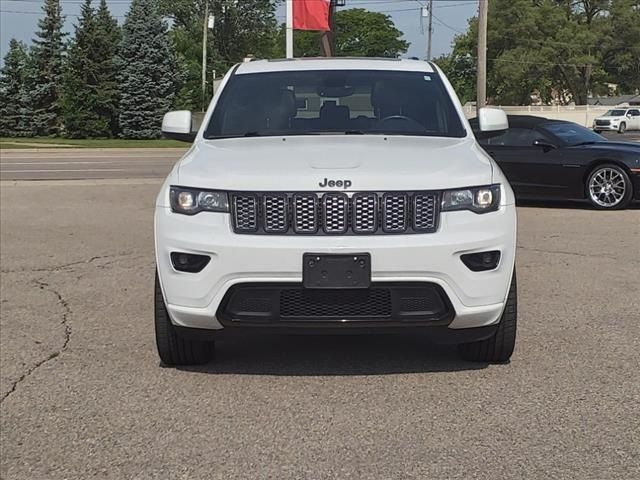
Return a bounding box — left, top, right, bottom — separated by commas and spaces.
302, 253, 371, 289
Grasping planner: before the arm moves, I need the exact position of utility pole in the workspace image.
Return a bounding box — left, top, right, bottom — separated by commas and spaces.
426, 0, 433, 61
286, 0, 293, 58
476, 0, 488, 114
202, 1, 209, 112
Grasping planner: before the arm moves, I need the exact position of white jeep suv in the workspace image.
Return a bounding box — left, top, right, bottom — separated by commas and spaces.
155, 58, 517, 366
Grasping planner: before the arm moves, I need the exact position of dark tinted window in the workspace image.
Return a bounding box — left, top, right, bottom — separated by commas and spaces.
204, 70, 466, 139
480, 127, 538, 147
541, 123, 605, 145
629, 109, 640, 116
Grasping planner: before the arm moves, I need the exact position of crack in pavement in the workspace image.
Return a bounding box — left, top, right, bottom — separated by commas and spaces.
0, 280, 72, 406
0, 252, 141, 274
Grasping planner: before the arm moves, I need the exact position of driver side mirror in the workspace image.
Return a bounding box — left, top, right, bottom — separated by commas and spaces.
532, 139, 556, 151
162, 110, 196, 143
476, 107, 508, 139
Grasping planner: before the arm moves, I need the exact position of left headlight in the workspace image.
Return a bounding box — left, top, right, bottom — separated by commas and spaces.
169, 186, 229, 215
441, 184, 501, 214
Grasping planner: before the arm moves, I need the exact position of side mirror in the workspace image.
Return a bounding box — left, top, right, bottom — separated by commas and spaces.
162, 110, 195, 142
532, 139, 556, 151
476, 107, 508, 139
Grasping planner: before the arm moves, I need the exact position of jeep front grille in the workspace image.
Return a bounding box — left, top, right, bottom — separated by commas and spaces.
231, 191, 439, 235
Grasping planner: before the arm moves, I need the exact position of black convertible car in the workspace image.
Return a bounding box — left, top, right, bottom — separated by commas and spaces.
472, 115, 640, 209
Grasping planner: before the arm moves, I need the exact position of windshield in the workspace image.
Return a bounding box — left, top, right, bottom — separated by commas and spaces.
204, 70, 466, 139
541, 122, 606, 146
604, 109, 625, 116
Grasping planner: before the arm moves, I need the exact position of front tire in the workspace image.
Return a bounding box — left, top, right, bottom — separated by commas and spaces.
618, 122, 626, 134
459, 272, 517, 363
586, 164, 632, 210
155, 273, 213, 366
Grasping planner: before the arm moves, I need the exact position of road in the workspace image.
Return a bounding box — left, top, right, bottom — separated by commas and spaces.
1, 160, 639, 478
0, 148, 186, 181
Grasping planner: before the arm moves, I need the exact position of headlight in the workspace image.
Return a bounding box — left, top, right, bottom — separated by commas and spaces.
170, 186, 229, 215
441, 185, 501, 214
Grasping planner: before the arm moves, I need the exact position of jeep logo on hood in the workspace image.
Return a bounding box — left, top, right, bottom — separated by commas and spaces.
319, 178, 352, 189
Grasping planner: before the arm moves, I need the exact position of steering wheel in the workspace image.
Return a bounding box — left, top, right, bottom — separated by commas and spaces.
380, 115, 413, 123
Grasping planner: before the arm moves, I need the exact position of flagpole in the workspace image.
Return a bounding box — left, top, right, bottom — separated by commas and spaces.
286, 0, 294, 58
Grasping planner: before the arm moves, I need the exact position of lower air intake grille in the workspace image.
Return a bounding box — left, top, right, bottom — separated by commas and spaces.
280, 288, 392, 319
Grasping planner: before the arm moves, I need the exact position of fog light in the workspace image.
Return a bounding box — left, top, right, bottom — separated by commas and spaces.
461, 251, 501, 272
170, 252, 210, 273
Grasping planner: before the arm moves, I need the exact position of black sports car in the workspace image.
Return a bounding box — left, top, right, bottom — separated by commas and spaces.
471, 115, 640, 209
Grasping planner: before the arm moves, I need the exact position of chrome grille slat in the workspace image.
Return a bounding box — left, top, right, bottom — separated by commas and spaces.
293, 194, 318, 233
323, 193, 348, 233
353, 193, 377, 233
414, 194, 437, 231
263, 194, 288, 232
382, 193, 408, 232
231, 192, 438, 235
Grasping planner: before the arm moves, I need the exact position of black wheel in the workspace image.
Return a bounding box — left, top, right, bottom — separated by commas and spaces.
459, 272, 517, 363
586, 164, 632, 210
618, 122, 626, 134
155, 273, 212, 366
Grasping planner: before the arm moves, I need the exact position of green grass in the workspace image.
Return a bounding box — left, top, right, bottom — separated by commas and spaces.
0, 137, 188, 149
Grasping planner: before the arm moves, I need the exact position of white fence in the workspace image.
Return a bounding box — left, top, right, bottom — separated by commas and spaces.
462, 105, 614, 127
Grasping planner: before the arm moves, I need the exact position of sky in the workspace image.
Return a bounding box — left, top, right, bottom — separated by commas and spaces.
0, 0, 478, 64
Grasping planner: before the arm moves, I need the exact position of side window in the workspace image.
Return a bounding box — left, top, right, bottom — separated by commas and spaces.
629, 109, 640, 116
478, 131, 506, 146
499, 128, 538, 147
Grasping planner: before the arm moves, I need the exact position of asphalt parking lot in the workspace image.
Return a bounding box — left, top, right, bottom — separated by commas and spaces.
1, 173, 639, 478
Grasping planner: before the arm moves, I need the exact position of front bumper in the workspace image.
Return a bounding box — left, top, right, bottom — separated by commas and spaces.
593, 123, 619, 131
155, 204, 517, 332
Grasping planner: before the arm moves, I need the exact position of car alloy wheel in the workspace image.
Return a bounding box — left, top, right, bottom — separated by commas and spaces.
588, 166, 627, 208
618, 122, 626, 134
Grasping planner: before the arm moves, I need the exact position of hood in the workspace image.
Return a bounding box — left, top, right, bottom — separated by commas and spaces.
596, 115, 625, 120
176, 135, 492, 192
573, 141, 640, 156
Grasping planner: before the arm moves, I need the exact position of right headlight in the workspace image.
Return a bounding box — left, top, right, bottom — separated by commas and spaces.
441, 185, 501, 214
170, 186, 229, 215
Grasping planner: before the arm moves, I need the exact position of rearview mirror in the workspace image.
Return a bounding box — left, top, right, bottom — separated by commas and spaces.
476, 107, 508, 139
162, 110, 195, 142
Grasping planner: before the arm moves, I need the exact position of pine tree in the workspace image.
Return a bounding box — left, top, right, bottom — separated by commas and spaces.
117, 0, 177, 139
28, 0, 66, 136
62, 0, 106, 138
0, 40, 29, 136
94, 0, 121, 136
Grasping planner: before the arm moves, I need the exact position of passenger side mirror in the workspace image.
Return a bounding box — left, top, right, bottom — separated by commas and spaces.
162, 111, 195, 143
476, 107, 508, 139
532, 139, 556, 151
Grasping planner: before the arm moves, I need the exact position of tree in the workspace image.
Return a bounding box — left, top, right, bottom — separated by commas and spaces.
117, 0, 178, 139
287, 8, 409, 58
602, 0, 640, 93
0, 40, 30, 136
160, 0, 279, 111
94, 0, 121, 136
437, 0, 637, 105
27, 0, 66, 136
62, 0, 107, 138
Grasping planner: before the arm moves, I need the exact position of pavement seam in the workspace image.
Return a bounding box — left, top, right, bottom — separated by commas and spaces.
0, 280, 72, 406
516, 245, 637, 263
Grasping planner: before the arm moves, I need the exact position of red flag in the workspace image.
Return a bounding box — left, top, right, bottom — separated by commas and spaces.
293, 0, 331, 31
